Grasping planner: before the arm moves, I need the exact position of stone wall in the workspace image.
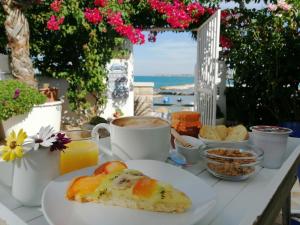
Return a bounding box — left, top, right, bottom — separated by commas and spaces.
133, 82, 154, 116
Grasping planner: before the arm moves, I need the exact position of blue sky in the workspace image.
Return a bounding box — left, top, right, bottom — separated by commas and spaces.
133, 1, 267, 75
133, 32, 197, 75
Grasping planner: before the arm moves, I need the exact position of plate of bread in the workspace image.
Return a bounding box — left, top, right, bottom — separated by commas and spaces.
42, 160, 216, 225
199, 125, 249, 144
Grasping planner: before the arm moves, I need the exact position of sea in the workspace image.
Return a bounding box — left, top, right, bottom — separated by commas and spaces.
134, 75, 195, 112
134, 75, 194, 89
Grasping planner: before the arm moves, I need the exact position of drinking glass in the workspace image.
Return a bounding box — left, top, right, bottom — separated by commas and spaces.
60, 130, 99, 175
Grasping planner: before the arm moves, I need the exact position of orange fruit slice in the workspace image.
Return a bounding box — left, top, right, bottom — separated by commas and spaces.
94, 161, 127, 175
132, 177, 157, 198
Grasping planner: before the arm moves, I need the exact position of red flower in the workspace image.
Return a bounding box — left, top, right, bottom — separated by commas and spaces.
220, 35, 232, 49
206, 7, 216, 15
94, 0, 107, 7
221, 10, 230, 23
84, 8, 103, 25
50, 0, 62, 13
47, 15, 64, 31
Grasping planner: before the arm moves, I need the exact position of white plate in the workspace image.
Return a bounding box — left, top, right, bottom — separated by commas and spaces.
42, 160, 216, 225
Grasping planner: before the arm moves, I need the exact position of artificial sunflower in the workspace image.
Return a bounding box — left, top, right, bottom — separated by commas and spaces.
1, 129, 27, 161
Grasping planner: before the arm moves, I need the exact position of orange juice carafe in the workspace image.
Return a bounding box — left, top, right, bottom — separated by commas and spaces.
60, 130, 99, 175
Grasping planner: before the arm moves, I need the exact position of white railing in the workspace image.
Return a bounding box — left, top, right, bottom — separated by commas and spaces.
195, 9, 221, 125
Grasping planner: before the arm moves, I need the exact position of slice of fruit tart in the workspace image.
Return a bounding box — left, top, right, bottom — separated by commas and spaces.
66, 161, 191, 213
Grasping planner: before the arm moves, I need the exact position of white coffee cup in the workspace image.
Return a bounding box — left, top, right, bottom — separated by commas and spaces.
251, 126, 292, 169
92, 116, 171, 161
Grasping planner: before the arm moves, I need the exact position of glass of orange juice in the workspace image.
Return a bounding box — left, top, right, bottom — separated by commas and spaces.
60, 130, 99, 175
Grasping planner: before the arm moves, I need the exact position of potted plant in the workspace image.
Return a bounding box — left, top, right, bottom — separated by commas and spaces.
38, 83, 59, 102
0, 80, 62, 138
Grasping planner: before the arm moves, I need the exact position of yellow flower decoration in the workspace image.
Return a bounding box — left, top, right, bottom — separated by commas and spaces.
1, 129, 27, 161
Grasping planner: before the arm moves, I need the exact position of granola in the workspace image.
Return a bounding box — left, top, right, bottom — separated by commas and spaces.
206, 149, 256, 177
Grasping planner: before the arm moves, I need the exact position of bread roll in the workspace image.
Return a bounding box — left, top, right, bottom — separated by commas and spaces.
199, 125, 222, 141
225, 125, 248, 141
216, 125, 228, 140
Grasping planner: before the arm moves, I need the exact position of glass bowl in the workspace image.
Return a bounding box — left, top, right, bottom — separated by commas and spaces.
201, 144, 263, 181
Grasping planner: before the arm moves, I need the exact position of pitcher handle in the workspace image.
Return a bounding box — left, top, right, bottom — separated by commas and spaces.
91, 123, 113, 157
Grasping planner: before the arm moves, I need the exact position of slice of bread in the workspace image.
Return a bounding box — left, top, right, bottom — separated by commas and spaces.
199, 125, 222, 141
225, 125, 248, 141
215, 125, 228, 140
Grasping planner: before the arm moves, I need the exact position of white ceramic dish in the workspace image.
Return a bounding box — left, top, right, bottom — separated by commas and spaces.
42, 160, 216, 225
175, 135, 205, 164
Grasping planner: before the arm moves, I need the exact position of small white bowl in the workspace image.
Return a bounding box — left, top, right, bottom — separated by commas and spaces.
175, 135, 206, 164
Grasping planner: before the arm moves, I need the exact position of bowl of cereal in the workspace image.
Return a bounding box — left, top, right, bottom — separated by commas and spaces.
201, 144, 263, 181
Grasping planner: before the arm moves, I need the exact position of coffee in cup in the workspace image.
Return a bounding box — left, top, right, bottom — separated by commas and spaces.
113, 117, 168, 128
92, 116, 171, 161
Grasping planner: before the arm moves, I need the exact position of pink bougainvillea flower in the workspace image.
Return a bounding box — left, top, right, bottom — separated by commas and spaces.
84, 8, 103, 25
50, 0, 62, 12
148, 32, 157, 42
13, 88, 20, 100
187, 2, 205, 18
107, 11, 145, 44
118, 0, 123, 4
220, 35, 232, 49
107, 11, 123, 26
277, 0, 292, 11
148, 0, 192, 29
267, 3, 278, 11
47, 15, 64, 31
94, 0, 107, 7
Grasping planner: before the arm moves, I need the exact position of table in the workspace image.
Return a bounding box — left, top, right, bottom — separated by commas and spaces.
0, 137, 299, 225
